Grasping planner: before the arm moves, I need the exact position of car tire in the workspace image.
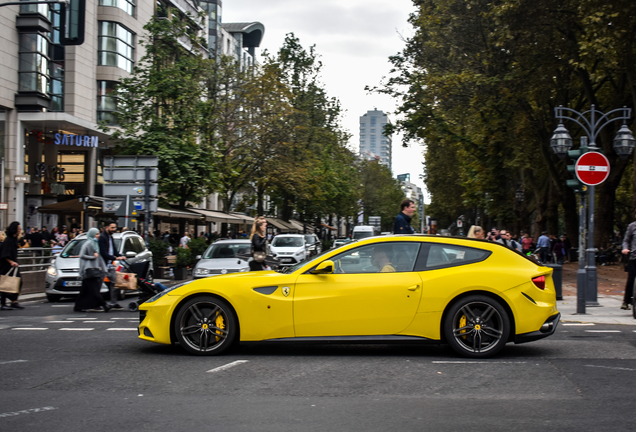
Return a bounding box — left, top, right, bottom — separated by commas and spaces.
174, 295, 237, 356
443, 295, 510, 358
46, 294, 62, 303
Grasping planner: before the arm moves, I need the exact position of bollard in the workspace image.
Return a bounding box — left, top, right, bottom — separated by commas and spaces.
545, 264, 563, 300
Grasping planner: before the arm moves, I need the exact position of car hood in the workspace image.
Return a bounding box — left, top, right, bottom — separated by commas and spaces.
270, 246, 304, 253
194, 257, 250, 270
53, 256, 80, 270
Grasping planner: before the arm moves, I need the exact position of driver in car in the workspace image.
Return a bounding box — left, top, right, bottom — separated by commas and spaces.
372, 245, 396, 273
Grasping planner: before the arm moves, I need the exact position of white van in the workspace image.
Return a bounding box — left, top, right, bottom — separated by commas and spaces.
352, 226, 376, 240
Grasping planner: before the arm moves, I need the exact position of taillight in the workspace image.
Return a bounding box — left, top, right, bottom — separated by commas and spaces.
532, 275, 546, 290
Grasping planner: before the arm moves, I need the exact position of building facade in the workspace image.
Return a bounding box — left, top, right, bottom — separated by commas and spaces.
359, 108, 392, 169
0, 0, 264, 231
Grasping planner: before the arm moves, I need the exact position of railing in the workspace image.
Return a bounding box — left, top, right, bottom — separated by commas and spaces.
16, 247, 55, 273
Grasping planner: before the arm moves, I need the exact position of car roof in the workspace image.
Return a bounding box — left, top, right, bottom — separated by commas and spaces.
72, 231, 141, 240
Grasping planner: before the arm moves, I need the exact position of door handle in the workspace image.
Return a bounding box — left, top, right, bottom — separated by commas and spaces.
407, 284, 420, 291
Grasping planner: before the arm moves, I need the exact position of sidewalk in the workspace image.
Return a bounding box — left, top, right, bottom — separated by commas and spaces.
558, 296, 635, 325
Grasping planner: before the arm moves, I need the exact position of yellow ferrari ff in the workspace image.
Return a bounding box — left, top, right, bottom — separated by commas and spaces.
138, 235, 560, 358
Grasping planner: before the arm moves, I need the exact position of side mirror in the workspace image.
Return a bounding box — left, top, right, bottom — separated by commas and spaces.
310, 260, 334, 274
125, 251, 137, 258
196, 255, 202, 260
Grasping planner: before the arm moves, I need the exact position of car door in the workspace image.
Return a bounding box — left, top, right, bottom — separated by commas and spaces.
293, 242, 422, 337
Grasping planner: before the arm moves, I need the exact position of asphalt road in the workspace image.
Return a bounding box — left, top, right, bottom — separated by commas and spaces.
0, 298, 635, 432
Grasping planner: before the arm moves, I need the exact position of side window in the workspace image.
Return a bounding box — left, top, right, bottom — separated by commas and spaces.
123, 237, 136, 254
330, 242, 420, 274
424, 244, 490, 269
132, 237, 146, 253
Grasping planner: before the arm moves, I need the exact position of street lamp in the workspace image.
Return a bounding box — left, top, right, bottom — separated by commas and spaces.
550, 124, 573, 158
515, 186, 524, 202
551, 104, 635, 313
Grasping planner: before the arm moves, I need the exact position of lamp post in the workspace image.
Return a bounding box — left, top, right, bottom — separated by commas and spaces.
550, 105, 635, 312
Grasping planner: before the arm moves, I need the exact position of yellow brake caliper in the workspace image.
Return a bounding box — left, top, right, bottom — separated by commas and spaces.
459, 315, 467, 339
215, 313, 225, 342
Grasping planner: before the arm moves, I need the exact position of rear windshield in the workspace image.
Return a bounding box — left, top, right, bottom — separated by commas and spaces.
60, 238, 121, 257
203, 243, 251, 259
272, 237, 304, 247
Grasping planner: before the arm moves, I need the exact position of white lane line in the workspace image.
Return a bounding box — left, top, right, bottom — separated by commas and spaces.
0, 406, 57, 418
432, 361, 527, 364
585, 365, 636, 372
585, 330, 622, 333
111, 318, 133, 320
562, 323, 595, 326
47, 321, 72, 323
89, 321, 114, 323
0, 360, 28, 365
59, 328, 94, 331
12, 328, 48, 331
51, 305, 72, 307
207, 360, 249, 373
66, 317, 97, 320
106, 328, 137, 331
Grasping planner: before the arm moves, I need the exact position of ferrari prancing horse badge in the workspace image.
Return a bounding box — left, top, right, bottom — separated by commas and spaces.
282, 286, 290, 297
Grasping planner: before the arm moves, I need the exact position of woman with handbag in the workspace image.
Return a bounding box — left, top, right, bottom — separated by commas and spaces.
74, 228, 110, 312
0, 221, 24, 310
249, 217, 269, 271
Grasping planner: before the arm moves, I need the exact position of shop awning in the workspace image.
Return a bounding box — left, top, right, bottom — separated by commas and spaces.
189, 209, 247, 224
267, 218, 299, 233
154, 207, 202, 220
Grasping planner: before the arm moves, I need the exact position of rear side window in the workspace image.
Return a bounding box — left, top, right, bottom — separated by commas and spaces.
422, 244, 491, 270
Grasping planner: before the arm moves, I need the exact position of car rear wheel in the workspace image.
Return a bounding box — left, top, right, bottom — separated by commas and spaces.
444, 295, 510, 358
174, 296, 237, 355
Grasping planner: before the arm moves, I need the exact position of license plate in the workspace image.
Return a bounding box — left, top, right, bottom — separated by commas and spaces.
63, 280, 82, 287
281, 258, 292, 263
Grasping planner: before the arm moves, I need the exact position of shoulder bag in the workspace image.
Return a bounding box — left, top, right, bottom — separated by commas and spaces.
0, 267, 20, 294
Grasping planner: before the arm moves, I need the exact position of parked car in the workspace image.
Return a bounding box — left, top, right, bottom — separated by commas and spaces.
332, 238, 351, 249
352, 225, 377, 240
269, 234, 307, 266
193, 239, 251, 279
45, 231, 153, 302
304, 234, 322, 257
139, 235, 560, 358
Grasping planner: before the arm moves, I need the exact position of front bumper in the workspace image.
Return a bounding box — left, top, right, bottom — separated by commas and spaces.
514, 313, 560, 344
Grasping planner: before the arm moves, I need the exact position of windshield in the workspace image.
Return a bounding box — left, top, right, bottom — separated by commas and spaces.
60, 237, 121, 258
272, 237, 304, 248
352, 231, 374, 240
203, 242, 251, 259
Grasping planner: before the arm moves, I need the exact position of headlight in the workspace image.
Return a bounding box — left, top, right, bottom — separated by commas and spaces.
194, 268, 209, 276
47, 266, 57, 277
295, 249, 305, 256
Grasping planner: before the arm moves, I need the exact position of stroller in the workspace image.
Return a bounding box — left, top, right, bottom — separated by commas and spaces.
118, 260, 162, 312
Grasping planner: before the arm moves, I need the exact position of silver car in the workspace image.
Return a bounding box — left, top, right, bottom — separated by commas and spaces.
45, 231, 153, 302
193, 239, 251, 279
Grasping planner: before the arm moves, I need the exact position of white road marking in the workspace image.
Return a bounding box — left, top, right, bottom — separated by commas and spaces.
111, 318, 133, 320
51, 305, 72, 307
207, 360, 249, 373
585, 330, 621, 333
585, 365, 636, 372
562, 323, 595, 326
66, 317, 97, 320
106, 328, 137, 331
0, 360, 27, 365
12, 328, 48, 331
47, 321, 72, 323
59, 328, 94, 331
432, 361, 527, 364
0, 406, 57, 418
89, 321, 114, 323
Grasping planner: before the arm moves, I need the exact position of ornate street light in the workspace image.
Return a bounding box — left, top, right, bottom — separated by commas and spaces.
515, 187, 524, 202
550, 123, 573, 158
613, 124, 636, 159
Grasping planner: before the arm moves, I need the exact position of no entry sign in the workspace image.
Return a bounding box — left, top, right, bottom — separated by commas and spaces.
575, 151, 610, 186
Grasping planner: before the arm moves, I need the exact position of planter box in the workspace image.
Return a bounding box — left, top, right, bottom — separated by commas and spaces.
173, 267, 189, 280
154, 266, 171, 279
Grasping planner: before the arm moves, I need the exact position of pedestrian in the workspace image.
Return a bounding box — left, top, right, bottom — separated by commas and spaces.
98, 222, 126, 309
179, 231, 190, 248
561, 234, 572, 262
0, 222, 25, 310
75, 228, 110, 312
394, 199, 416, 234
56, 228, 68, 246
537, 231, 550, 264
553, 237, 566, 265
249, 216, 269, 271
497, 230, 521, 252
41, 226, 51, 243
521, 232, 533, 256
467, 225, 485, 239
621, 216, 636, 310
26, 226, 44, 248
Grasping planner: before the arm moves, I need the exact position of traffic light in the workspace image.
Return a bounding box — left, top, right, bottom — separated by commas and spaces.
60, 0, 85, 46
566, 148, 585, 192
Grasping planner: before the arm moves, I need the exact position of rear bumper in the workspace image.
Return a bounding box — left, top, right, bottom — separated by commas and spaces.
514, 313, 560, 344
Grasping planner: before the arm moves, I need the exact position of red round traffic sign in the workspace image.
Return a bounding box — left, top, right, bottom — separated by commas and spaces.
575, 151, 610, 186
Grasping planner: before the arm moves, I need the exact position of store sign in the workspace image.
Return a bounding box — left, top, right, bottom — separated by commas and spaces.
54, 133, 99, 147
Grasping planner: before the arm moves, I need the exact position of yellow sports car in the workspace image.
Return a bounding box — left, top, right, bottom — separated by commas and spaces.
138, 235, 560, 358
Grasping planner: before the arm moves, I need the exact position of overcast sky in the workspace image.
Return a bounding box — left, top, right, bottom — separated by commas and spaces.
224, 0, 427, 199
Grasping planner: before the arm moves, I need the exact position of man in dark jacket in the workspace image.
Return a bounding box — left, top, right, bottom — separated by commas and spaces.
99, 222, 125, 309
394, 199, 416, 234
621, 216, 636, 310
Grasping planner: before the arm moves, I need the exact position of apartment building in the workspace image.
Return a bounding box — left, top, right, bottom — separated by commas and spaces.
359, 108, 392, 169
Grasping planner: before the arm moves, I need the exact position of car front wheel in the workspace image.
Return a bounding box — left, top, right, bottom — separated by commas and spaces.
174, 296, 237, 355
444, 295, 510, 358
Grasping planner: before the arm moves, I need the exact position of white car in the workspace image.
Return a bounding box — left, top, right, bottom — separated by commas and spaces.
269, 234, 307, 267
193, 239, 251, 278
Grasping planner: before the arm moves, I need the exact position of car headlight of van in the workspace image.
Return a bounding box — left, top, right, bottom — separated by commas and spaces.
295, 249, 305, 257
47, 266, 57, 277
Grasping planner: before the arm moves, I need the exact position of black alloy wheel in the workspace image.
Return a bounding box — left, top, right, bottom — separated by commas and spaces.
174, 296, 237, 355
444, 295, 510, 358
